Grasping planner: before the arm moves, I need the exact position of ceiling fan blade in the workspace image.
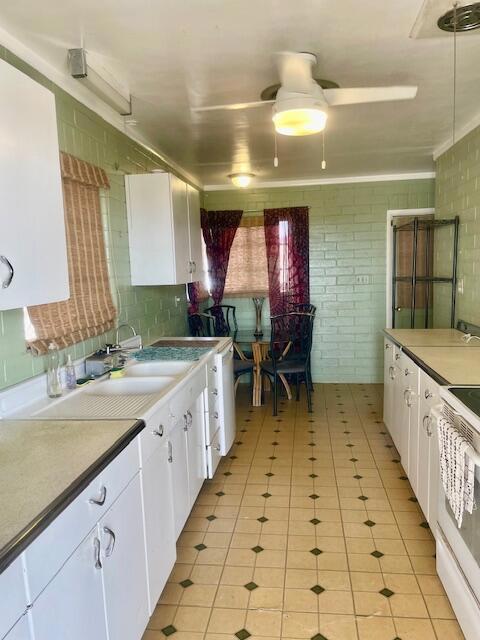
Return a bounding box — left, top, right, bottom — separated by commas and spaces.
277, 51, 317, 94
192, 100, 274, 113
324, 86, 418, 106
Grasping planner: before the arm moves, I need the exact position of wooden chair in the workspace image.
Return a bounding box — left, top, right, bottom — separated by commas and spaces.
260, 312, 313, 416
187, 312, 214, 337
232, 342, 254, 395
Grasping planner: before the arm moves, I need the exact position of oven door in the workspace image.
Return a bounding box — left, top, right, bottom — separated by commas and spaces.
435, 404, 480, 602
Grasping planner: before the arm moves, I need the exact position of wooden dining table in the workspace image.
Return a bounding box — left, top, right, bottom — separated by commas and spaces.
234, 329, 292, 407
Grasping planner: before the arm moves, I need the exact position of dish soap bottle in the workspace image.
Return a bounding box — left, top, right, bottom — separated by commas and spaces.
65, 354, 77, 390
46, 341, 62, 398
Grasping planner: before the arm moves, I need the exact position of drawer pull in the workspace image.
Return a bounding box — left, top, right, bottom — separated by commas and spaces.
168, 441, 173, 463
404, 389, 413, 408
424, 389, 433, 400
0, 255, 14, 289
103, 527, 116, 557
89, 485, 107, 506
389, 366, 395, 380
385, 343, 390, 350
212, 365, 217, 372
423, 414, 433, 437
152, 424, 164, 437
213, 411, 219, 419
215, 443, 221, 452
212, 388, 218, 396
94, 537, 102, 569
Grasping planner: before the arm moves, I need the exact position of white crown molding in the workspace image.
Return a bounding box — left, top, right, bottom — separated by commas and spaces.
433, 111, 480, 160
204, 171, 436, 191
0, 25, 201, 189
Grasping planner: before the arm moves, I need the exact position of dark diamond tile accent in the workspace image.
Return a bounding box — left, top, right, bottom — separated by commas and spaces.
353, 475, 363, 480
371, 550, 384, 558
216, 491, 225, 497
420, 521, 430, 529
269, 456, 277, 460
265, 472, 274, 477
251, 545, 264, 553
194, 543, 207, 551
271, 441, 279, 445
309, 494, 320, 500
379, 587, 394, 598
364, 520, 376, 527
350, 458, 358, 462
311, 634, 328, 640
262, 492, 272, 498
392, 458, 400, 463
244, 582, 258, 591
310, 547, 323, 556
408, 496, 418, 503
309, 442, 316, 447
309, 457, 317, 461
379, 431, 387, 435
257, 516, 269, 523
161, 625, 177, 636
309, 473, 318, 478
235, 441, 243, 445
310, 518, 321, 525
224, 471, 232, 476
399, 475, 408, 481
346, 444, 354, 448
310, 584, 325, 594
358, 495, 369, 501
308, 430, 315, 434
240, 429, 247, 433
235, 630, 251, 640
343, 430, 351, 434
385, 444, 393, 449
179, 578, 193, 588
230, 455, 238, 460
206, 515, 217, 521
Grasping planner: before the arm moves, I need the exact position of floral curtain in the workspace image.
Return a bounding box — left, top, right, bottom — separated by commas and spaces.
201, 208, 243, 304
264, 206, 310, 316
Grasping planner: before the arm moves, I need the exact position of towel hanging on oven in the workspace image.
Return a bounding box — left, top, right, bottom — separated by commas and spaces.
436, 414, 475, 528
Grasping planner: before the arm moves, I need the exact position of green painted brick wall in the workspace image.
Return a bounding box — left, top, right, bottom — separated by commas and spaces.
205, 179, 435, 383
435, 125, 480, 328
0, 48, 189, 390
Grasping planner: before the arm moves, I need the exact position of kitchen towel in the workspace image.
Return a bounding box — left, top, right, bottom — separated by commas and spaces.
437, 414, 475, 528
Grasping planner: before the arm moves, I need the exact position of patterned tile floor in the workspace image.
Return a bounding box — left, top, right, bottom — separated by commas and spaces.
142, 384, 465, 640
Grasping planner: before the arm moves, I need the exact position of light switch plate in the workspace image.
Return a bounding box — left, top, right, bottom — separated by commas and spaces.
355, 275, 371, 285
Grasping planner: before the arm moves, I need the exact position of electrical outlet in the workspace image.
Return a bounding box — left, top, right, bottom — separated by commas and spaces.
174, 296, 182, 307
355, 275, 371, 285
457, 278, 464, 295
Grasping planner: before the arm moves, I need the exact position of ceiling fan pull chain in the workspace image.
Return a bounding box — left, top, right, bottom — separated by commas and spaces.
321, 130, 326, 170
273, 131, 279, 167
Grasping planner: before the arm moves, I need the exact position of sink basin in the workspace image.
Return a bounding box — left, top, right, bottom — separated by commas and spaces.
124, 361, 194, 377
83, 376, 175, 396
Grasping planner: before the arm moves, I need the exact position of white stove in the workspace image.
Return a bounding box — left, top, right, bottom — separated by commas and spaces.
430, 386, 480, 640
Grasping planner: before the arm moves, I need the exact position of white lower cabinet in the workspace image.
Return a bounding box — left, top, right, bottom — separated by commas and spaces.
4, 614, 32, 640
383, 338, 395, 431
141, 440, 176, 614
169, 418, 190, 539
100, 474, 149, 640
0, 556, 28, 639
30, 527, 107, 640
186, 392, 207, 507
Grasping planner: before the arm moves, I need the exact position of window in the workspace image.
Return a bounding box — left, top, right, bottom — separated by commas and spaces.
224, 216, 269, 297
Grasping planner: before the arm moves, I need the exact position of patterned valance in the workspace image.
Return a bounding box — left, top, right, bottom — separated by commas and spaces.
60, 152, 110, 189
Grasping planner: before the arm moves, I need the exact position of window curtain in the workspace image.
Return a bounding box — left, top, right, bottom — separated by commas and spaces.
264, 206, 310, 316
27, 152, 117, 354
201, 208, 243, 304
224, 216, 269, 297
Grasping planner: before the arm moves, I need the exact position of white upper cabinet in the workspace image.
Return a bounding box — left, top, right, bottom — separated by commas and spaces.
126, 172, 203, 285
0, 58, 69, 310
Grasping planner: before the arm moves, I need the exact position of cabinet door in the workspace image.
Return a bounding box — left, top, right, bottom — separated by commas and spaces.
383, 339, 394, 429
187, 185, 204, 284
171, 175, 191, 284
186, 393, 207, 509
418, 372, 440, 527
4, 614, 32, 640
168, 421, 190, 539
30, 528, 107, 640
0, 58, 68, 310
142, 441, 176, 613
100, 475, 149, 640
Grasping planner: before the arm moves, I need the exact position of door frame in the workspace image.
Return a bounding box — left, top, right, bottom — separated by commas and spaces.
385, 208, 435, 328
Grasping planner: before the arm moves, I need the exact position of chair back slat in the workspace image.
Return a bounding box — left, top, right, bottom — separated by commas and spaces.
205, 304, 238, 337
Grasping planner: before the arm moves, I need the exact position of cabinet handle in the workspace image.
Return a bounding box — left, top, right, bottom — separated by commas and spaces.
89, 485, 107, 506
404, 368, 410, 376
389, 366, 395, 380
404, 389, 413, 408
183, 413, 189, 431
215, 443, 221, 452
94, 537, 102, 569
395, 353, 401, 361
103, 527, 116, 557
212, 365, 217, 372
385, 343, 390, 350
168, 441, 173, 463
213, 411, 219, 419
212, 388, 218, 396
424, 389, 433, 400
192, 261, 196, 273
423, 414, 433, 437
187, 410, 192, 426
152, 424, 164, 437
0, 255, 14, 289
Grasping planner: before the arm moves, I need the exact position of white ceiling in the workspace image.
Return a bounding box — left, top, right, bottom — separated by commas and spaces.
1, 0, 480, 187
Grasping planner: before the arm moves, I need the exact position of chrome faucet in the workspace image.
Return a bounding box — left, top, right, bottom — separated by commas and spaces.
115, 323, 137, 346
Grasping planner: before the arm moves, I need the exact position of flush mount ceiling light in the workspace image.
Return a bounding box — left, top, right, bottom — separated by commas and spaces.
68, 48, 132, 116
229, 173, 255, 188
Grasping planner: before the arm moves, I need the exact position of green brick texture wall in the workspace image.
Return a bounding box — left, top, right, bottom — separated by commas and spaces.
0, 48, 189, 390
205, 179, 435, 383
435, 126, 480, 328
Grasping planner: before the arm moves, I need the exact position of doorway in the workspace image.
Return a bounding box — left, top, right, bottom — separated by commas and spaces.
386, 209, 459, 329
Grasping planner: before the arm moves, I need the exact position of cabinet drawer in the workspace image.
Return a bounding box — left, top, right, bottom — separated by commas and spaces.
140, 404, 172, 464
206, 430, 222, 479
384, 338, 395, 364
169, 370, 206, 421
24, 439, 139, 603
0, 556, 27, 639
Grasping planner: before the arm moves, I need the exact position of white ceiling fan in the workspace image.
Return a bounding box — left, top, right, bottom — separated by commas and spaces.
193, 52, 418, 136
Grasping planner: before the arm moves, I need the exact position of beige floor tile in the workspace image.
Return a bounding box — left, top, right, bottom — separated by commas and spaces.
393, 617, 436, 640
357, 615, 395, 640
249, 586, 284, 610
353, 591, 391, 616
283, 588, 318, 612
174, 605, 211, 632
220, 566, 254, 585
416, 574, 446, 595
383, 573, 420, 594
253, 567, 286, 588
317, 590, 354, 614
424, 594, 456, 619
208, 608, 247, 633
147, 604, 177, 630
431, 618, 466, 639
281, 611, 319, 639
349, 571, 384, 592
389, 593, 429, 618
246, 609, 282, 636
189, 565, 223, 585
214, 585, 250, 609
319, 614, 358, 640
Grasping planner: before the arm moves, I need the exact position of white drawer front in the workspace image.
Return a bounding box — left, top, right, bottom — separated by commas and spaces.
0, 556, 27, 638
206, 430, 222, 479
140, 404, 172, 464
24, 439, 139, 603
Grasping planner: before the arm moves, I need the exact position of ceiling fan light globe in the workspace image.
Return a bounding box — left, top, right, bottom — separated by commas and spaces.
229, 172, 255, 188
273, 108, 327, 136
